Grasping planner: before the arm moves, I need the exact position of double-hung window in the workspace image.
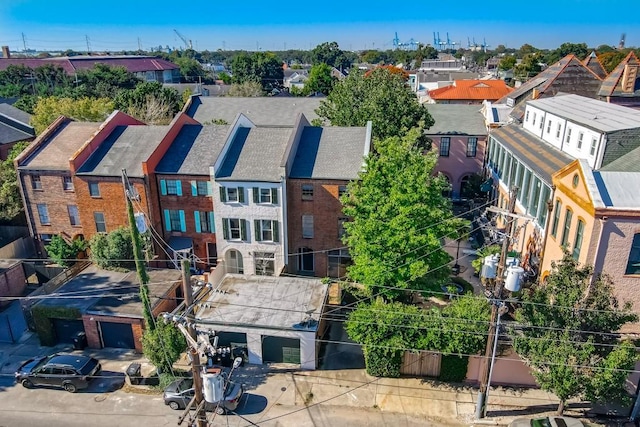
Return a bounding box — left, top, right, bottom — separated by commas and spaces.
31, 175, 42, 190
551, 200, 562, 238
590, 138, 597, 156
37, 204, 49, 225
254, 219, 279, 242
194, 211, 214, 233
556, 123, 561, 138
302, 185, 314, 201
572, 220, 585, 260
253, 187, 278, 204
565, 127, 572, 144
94, 212, 106, 233
68, 205, 80, 226
222, 218, 247, 241
439, 137, 450, 157
577, 132, 584, 149
466, 137, 477, 157
302, 215, 314, 238
164, 209, 186, 232
62, 176, 74, 191
191, 180, 212, 196
163, 179, 182, 196
89, 182, 100, 197
219, 186, 245, 203
560, 208, 573, 248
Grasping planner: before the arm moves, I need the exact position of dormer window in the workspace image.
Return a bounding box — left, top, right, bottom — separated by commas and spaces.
220, 186, 245, 203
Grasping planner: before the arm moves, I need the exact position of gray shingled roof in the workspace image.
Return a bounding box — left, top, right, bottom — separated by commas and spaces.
77, 125, 168, 178
491, 125, 573, 184
0, 103, 31, 125
0, 103, 34, 146
527, 94, 640, 132
155, 124, 230, 175
289, 126, 368, 180
424, 104, 487, 135
216, 126, 292, 182
187, 97, 322, 126
600, 145, 640, 172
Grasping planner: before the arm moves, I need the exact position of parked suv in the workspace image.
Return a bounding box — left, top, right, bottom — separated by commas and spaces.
15, 353, 101, 393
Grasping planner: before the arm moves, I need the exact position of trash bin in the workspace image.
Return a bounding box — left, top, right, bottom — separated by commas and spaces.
72, 331, 87, 350
126, 362, 142, 385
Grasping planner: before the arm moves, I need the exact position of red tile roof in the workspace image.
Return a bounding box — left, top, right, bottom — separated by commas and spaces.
428, 79, 513, 101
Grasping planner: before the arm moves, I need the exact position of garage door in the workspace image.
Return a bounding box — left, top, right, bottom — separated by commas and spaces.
52, 319, 85, 344
0, 301, 27, 343
100, 322, 135, 349
262, 336, 300, 364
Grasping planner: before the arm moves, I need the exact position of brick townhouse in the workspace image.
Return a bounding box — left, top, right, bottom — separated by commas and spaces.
286, 119, 371, 278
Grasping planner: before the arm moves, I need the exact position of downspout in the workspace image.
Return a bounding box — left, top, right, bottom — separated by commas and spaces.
539, 184, 556, 281
590, 215, 608, 285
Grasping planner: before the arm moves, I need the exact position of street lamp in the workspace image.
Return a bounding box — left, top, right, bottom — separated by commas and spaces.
452, 238, 462, 275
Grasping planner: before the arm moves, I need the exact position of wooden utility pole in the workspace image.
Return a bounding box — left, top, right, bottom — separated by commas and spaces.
475, 186, 518, 419
182, 259, 207, 427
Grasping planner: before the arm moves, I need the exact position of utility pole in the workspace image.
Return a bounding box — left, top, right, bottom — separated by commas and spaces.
85, 35, 91, 54
475, 185, 518, 419
21, 33, 27, 52
182, 259, 207, 427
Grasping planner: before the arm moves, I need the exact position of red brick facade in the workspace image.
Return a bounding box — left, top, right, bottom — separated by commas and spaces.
73, 176, 152, 240
154, 174, 217, 270
287, 179, 348, 277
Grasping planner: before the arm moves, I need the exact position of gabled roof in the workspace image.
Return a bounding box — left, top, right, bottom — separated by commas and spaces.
499, 54, 603, 122
155, 124, 230, 175
18, 120, 101, 170
0, 103, 35, 146
583, 51, 608, 80
76, 125, 168, 178
216, 126, 292, 182
490, 125, 573, 184
428, 79, 512, 101
598, 51, 640, 97
289, 125, 369, 180
579, 158, 640, 210
424, 104, 487, 135
186, 96, 322, 126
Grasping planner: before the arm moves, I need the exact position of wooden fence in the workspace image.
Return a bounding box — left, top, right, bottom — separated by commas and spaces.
400, 350, 442, 377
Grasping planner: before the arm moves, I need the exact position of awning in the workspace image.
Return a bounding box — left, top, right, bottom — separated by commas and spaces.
168, 236, 193, 253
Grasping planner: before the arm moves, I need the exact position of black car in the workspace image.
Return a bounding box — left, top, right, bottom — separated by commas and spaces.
15, 353, 102, 393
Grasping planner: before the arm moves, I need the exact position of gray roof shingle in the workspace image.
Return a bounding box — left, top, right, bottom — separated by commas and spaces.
187, 97, 322, 126
155, 124, 230, 175
289, 126, 368, 180
77, 125, 168, 178
424, 104, 487, 135
216, 127, 292, 182
0, 103, 35, 146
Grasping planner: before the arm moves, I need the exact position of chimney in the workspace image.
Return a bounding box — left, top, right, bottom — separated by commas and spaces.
1, 46, 10, 59
622, 64, 638, 93
532, 88, 540, 100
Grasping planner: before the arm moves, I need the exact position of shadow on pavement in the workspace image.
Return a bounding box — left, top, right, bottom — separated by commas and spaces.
87, 371, 125, 393
234, 393, 268, 415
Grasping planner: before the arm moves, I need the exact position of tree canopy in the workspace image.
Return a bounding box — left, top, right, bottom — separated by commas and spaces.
0, 141, 30, 222
230, 51, 284, 91
114, 81, 181, 124
304, 63, 335, 95
341, 129, 467, 300
45, 236, 87, 267
310, 42, 352, 70
316, 67, 434, 144
511, 253, 638, 414
31, 96, 115, 134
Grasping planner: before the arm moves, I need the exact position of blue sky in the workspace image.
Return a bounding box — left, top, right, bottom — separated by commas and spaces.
0, 0, 637, 53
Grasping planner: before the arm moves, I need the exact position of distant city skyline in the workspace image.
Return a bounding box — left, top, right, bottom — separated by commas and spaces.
0, 0, 637, 53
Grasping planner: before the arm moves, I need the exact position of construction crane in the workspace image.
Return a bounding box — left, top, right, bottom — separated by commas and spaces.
173, 29, 193, 50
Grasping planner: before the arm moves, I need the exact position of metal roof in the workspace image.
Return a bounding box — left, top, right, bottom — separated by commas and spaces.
289, 126, 368, 180
526, 94, 640, 132
490, 125, 573, 184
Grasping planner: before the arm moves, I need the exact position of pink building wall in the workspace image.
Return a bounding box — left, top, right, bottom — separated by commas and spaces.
430, 135, 486, 198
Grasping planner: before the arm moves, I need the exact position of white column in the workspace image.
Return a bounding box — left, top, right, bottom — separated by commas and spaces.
246, 332, 263, 365
300, 332, 316, 370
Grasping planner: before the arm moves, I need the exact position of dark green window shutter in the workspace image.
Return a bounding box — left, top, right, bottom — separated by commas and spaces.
238, 187, 245, 203
219, 186, 227, 202
271, 188, 278, 204
273, 220, 280, 242
222, 218, 229, 239
240, 219, 247, 241
253, 187, 259, 203
254, 220, 261, 241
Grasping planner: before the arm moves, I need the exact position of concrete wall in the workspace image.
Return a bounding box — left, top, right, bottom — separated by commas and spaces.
286, 178, 346, 277
430, 134, 486, 198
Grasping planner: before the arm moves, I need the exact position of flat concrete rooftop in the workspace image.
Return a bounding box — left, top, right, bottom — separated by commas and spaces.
195, 274, 328, 332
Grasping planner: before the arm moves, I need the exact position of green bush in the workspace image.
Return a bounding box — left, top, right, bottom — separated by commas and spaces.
141, 320, 187, 373
89, 227, 134, 270
45, 235, 87, 267
438, 355, 468, 382
32, 306, 81, 346
364, 346, 402, 377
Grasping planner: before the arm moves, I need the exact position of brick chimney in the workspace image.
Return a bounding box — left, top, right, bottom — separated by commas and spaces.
1, 46, 10, 59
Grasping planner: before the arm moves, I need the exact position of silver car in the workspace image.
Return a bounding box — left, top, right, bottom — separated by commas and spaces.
163, 377, 244, 415
508, 416, 584, 427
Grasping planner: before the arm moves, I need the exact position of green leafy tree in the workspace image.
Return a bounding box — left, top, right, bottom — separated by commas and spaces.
0, 141, 30, 221
141, 319, 187, 373
217, 71, 232, 84
74, 64, 140, 99
227, 81, 264, 97
498, 55, 517, 71
471, 245, 501, 275
45, 236, 87, 267
174, 57, 205, 82
230, 52, 284, 91
316, 67, 434, 144
511, 253, 639, 414
514, 53, 543, 81
310, 41, 352, 70
545, 42, 589, 64
305, 63, 334, 95
31, 96, 114, 134
89, 227, 135, 270
342, 129, 467, 300
598, 51, 627, 73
